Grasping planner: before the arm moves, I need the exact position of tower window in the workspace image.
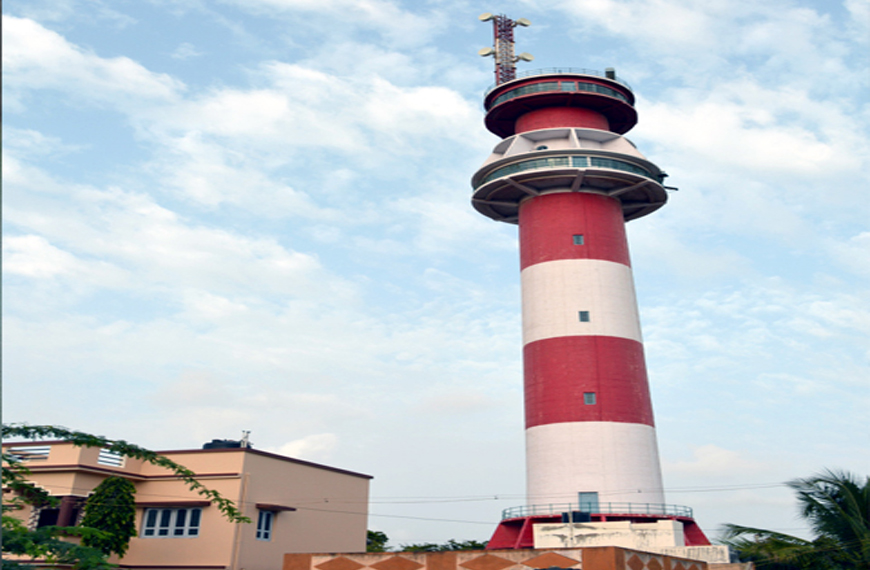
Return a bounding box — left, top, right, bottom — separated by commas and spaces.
583, 392, 597, 405
572, 234, 584, 245
578, 311, 590, 322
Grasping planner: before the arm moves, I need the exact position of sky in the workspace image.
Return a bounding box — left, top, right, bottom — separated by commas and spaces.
3, 0, 869, 549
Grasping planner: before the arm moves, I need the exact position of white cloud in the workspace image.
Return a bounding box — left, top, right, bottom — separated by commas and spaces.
127, 61, 488, 219
2, 15, 183, 108
392, 191, 516, 256
644, 98, 835, 175
846, 0, 870, 42
170, 42, 204, 60
145, 132, 334, 218
2, 126, 84, 157
643, 280, 870, 390
628, 218, 755, 279
153, 63, 482, 155
4, 156, 350, 303
219, 0, 435, 47
828, 231, 870, 277
552, 0, 853, 87
414, 389, 498, 415
276, 433, 339, 462
665, 444, 766, 477
3, 0, 78, 22
2, 234, 129, 285
637, 80, 862, 183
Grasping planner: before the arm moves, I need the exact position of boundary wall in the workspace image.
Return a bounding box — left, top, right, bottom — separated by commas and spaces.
283, 547, 708, 570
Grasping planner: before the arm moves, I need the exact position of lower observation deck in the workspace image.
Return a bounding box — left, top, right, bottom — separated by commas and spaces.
487, 502, 711, 550
471, 127, 670, 224
472, 153, 668, 224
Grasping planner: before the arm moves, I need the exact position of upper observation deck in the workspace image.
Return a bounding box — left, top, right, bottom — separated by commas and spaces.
483, 68, 638, 138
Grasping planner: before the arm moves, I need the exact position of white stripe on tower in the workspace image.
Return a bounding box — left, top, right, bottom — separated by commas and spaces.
522, 259, 643, 345
519, 190, 665, 507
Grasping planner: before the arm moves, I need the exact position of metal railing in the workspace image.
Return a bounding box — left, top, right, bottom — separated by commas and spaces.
502, 501, 693, 520
485, 67, 632, 95
474, 154, 659, 189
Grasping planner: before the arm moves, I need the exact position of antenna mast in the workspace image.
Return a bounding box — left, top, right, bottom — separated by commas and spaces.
479, 13, 533, 85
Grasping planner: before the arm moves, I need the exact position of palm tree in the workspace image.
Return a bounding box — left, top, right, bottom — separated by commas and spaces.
722, 469, 870, 569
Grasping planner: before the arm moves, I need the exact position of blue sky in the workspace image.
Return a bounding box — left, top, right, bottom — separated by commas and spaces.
3, 0, 869, 548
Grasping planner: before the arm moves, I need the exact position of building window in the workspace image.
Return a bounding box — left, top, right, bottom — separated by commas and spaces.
572, 234, 584, 245
36, 508, 60, 528
583, 392, 597, 405
34, 497, 84, 528
97, 448, 125, 467
578, 311, 590, 322
6, 445, 51, 461
141, 508, 201, 538
256, 510, 273, 541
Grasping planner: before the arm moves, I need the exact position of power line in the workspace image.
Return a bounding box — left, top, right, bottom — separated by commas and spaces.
11, 480, 794, 507
294, 505, 495, 525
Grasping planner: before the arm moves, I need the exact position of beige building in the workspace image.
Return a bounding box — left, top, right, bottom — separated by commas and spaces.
3, 439, 372, 569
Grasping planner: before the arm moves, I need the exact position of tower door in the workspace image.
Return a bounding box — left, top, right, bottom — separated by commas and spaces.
578, 491, 599, 512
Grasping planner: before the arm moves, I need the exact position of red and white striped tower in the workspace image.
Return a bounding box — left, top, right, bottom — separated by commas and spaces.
474, 15, 710, 550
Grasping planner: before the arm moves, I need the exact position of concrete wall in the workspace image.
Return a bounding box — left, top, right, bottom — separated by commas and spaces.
535, 519, 684, 550
533, 521, 730, 564
284, 547, 709, 570
233, 448, 371, 569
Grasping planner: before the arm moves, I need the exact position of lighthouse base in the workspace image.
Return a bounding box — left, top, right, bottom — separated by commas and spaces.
487, 511, 711, 550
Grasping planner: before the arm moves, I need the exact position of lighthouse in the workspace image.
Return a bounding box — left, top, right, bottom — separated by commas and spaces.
474, 14, 710, 550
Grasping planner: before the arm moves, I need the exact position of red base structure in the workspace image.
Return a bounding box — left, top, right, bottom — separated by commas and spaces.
486, 513, 711, 550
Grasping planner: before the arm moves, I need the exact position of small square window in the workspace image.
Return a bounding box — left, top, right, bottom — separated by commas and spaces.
583, 392, 597, 405
572, 234, 584, 245
578, 311, 590, 322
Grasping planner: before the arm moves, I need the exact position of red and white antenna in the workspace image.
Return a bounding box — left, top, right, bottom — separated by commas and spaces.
479, 13, 533, 85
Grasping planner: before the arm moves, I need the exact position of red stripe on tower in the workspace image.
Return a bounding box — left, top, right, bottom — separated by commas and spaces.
519, 192, 631, 269
523, 335, 654, 428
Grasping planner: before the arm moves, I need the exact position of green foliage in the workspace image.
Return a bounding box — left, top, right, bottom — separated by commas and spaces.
722, 469, 870, 569
2, 423, 251, 570
400, 539, 488, 552
2, 454, 55, 511
2, 515, 115, 570
80, 477, 138, 558
367, 530, 390, 552
366, 530, 487, 553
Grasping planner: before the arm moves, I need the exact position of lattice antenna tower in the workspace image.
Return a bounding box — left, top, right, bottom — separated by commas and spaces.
478, 13, 533, 85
